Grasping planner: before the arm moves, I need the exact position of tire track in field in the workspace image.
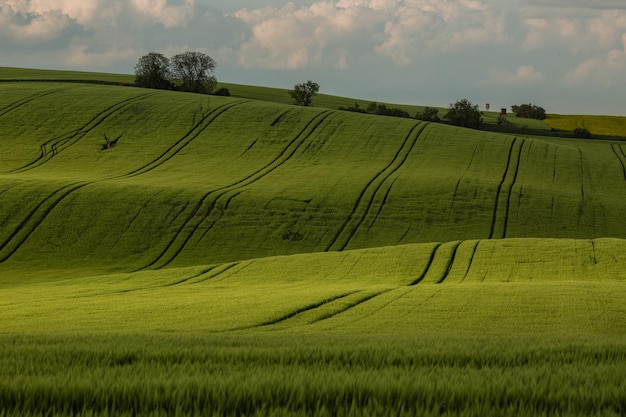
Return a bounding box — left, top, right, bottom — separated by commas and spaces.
121, 100, 249, 178
0, 182, 89, 263
610, 144, 626, 181
435, 241, 462, 284
459, 240, 480, 283
248, 291, 360, 329
578, 147, 586, 201
192, 112, 338, 247
325, 122, 428, 252
139, 110, 334, 270
408, 241, 462, 285
365, 177, 398, 232
447, 145, 479, 222
309, 289, 394, 324
9, 93, 155, 173
409, 243, 442, 285
488, 137, 525, 239
0, 88, 63, 119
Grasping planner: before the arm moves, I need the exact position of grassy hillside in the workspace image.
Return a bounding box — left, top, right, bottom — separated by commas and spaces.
2, 82, 626, 272
1, 69, 626, 416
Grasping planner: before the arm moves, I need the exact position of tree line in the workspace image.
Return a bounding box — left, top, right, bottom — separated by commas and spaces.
134, 52, 228, 95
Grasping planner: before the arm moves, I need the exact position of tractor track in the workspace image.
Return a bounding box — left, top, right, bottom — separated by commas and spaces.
435, 241, 462, 284
138, 110, 335, 269
0, 89, 64, 119
9, 93, 155, 173
488, 137, 525, 239
0, 182, 88, 263
121, 100, 249, 178
459, 240, 480, 283
448, 145, 479, 222
610, 144, 626, 181
409, 243, 442, 286
310, 289, 393, 324
325, 122, 427, 252
247, 291, 359, 329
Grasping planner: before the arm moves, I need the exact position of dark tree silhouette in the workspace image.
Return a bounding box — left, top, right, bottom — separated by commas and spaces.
289, 81, 320, 106
134, 52, 172, 90
170, 51, 217, 94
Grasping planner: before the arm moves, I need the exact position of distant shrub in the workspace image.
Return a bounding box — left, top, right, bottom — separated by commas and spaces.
445, 99, 482, 128
289, 81, 319, 106
512, 103, 546, 120
415, 107, 441, 122
338, 103, 367, 113
214, 88, 230, 96
574, 127, 592, 138
365, 102, 411, 119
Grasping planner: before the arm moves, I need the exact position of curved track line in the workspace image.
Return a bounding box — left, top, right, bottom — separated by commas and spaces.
0, 89, 63, 119
447, 145, 479, 222
9, 93, 155, 173
309, 289, 393, 324
459, 240, 480, 283
436, 241, 462, 284
610, 144, 626, 181
0, 182, 88, 263
409, 243, 442, 286
488, 137, 525, 239
366, 177, 398, 232
139, 110, 334, 269
249, 291, 358, 329
121, 100, 249, 178
325, 122, 427, 252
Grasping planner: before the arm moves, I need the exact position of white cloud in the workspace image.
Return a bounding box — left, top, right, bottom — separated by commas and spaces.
233, 0, 510, 69
131, 0, 196, 28
487, 65, 545, 85
0, 4, 81, 44
563, 34, 626, 87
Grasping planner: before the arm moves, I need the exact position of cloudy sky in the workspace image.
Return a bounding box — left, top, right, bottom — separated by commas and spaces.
2, 0, 626, 115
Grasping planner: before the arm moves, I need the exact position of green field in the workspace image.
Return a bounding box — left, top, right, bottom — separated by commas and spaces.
546, 114, 626, 137
1, 69, 626, 416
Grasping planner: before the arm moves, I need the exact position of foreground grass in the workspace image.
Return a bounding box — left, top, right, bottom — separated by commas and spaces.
1, 333, 625, 417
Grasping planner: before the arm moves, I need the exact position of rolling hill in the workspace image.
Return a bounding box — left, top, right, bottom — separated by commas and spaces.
2, 67, 626, 417
1, 75, 626, 334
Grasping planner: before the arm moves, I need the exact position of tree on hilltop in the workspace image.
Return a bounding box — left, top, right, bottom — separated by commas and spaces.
289, 81, 320, 106
134, 52, 172, 90
170, 51, 217, 94
445, 99, 481, 128
512, 103, 546, 120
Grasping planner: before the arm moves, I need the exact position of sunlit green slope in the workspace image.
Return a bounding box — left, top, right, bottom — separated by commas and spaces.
2, 238, 625, 335
1, 82, 626, 273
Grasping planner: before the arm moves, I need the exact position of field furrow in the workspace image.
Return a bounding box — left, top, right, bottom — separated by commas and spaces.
0, 182, 88, 263
0, 88, 63, 119
610, 144, 626, 181
409, 242, 443, 285
139, 110, 334, 269
489, 137, 525, 239
309, 289, 393, 324
9, 93, 155, 173
248, 291, 359, 329
122, 100, 248, 178
324, 122, 426, 252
